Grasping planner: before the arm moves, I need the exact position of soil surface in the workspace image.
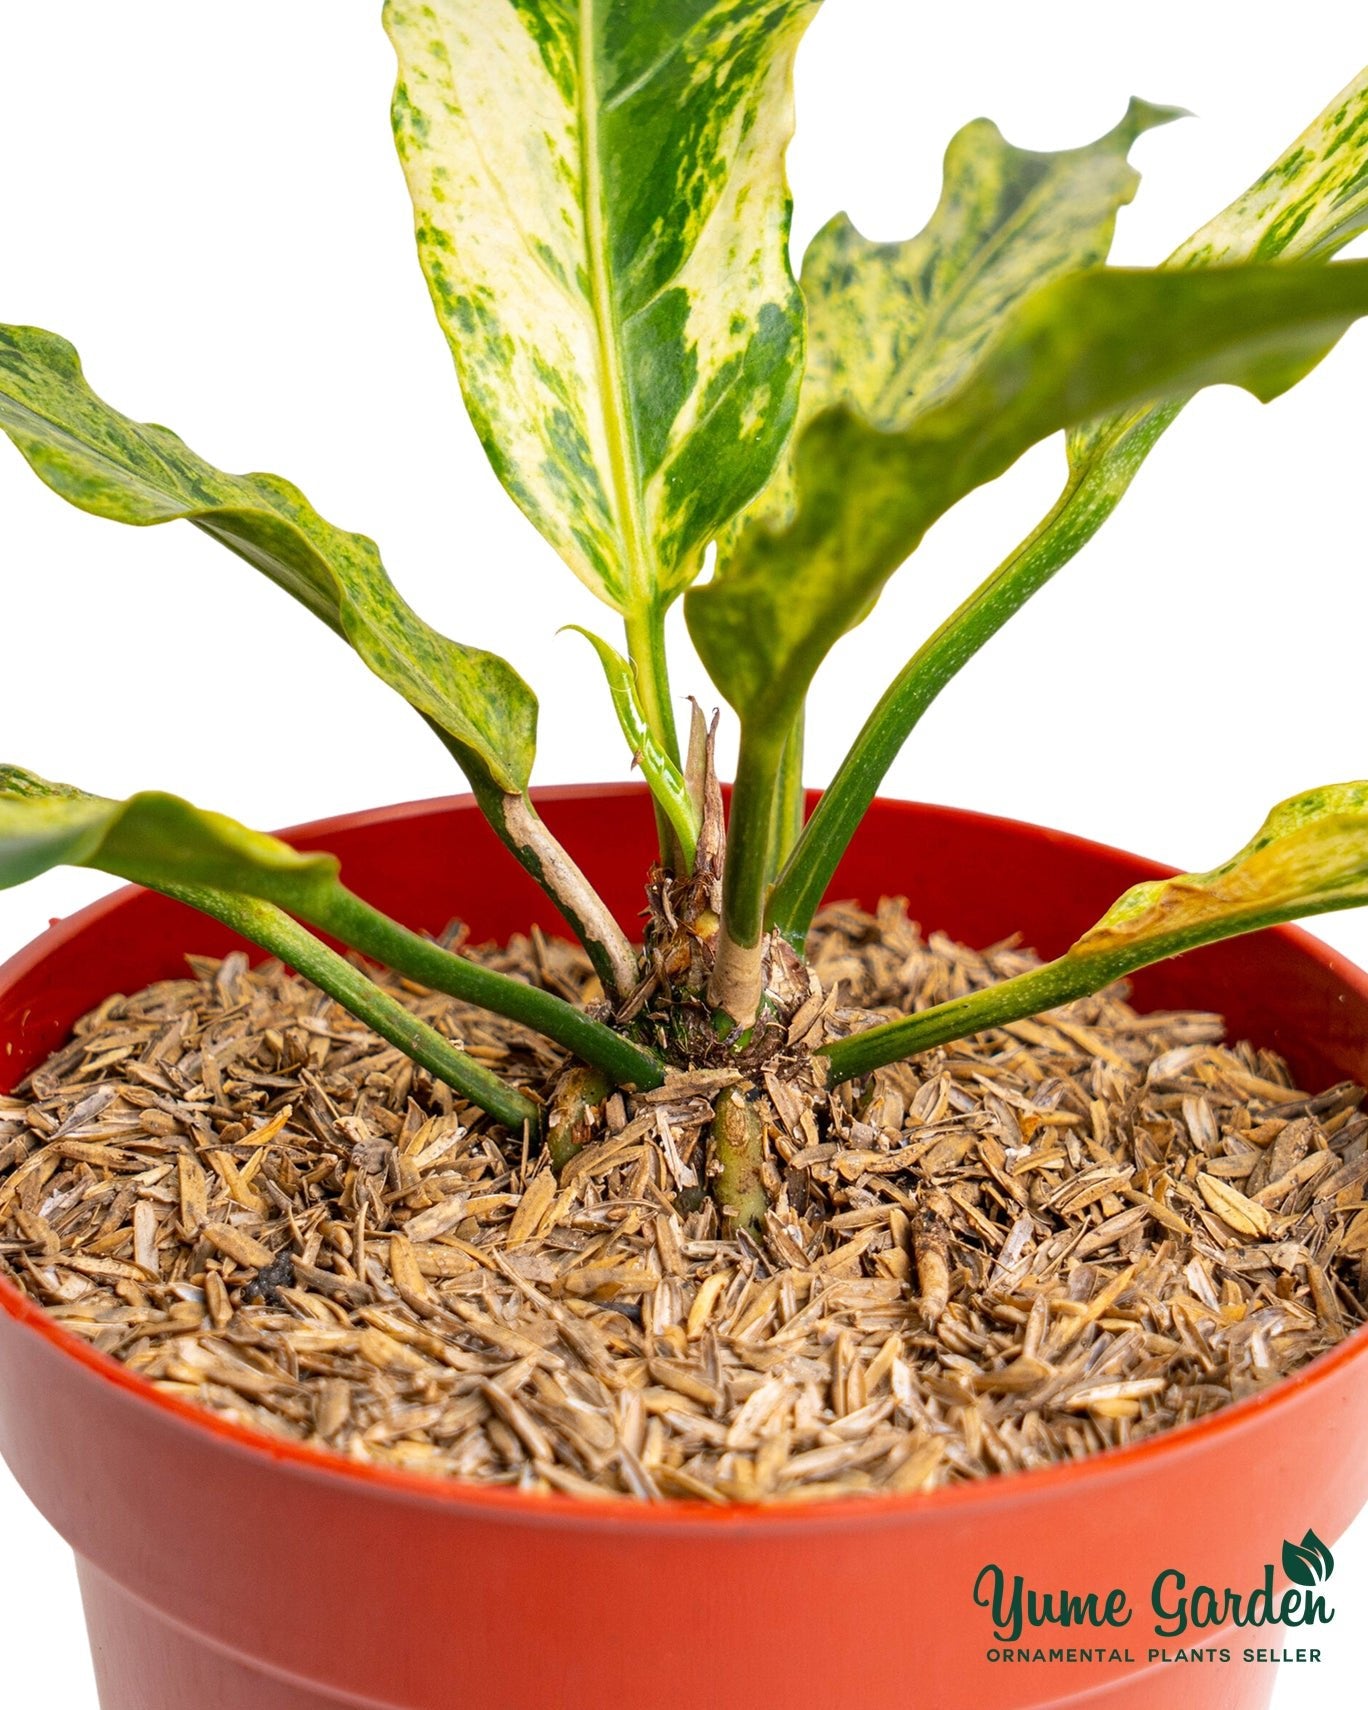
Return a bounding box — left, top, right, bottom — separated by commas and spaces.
1, 901, 1365, 1503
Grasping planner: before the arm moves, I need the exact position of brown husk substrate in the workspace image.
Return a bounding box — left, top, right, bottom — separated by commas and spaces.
1, 901, 1365, 1505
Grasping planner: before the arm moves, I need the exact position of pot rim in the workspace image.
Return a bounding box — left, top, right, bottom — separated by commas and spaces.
2, 783, 1365, 1533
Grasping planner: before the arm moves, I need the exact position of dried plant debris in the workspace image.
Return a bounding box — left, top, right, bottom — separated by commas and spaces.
1, 901, 1365, 1505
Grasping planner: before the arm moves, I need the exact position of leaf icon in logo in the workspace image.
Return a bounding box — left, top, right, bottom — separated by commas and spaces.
1303, 1529, 1334, 1580
1282, 1529, 1335, 1586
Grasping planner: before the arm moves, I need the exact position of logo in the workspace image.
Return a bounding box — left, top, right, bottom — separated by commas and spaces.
1149, 1530, 1334, 1638
1282, 1530, 1335, 1590
973, 1530, 1336, 1669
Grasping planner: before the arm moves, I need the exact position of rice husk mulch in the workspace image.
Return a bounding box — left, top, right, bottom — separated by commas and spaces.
1, 899, 1365, 1505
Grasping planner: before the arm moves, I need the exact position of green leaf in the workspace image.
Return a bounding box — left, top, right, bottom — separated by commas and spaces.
821, 781, 1368, 1083
0, 765, 665, 1091
1282, 1540, 1321, 1588
742, 97, 1182, 537
0, 765, 341, 906
384, 0, 817, 615
0, 328, 638, 985
1301, 1529, 1335, 1582
565, 628, 699, 868
687, 259, 1368, 741
0, 326, 536, 792
0, 767, 544, 1127
714, 96, 1173, 965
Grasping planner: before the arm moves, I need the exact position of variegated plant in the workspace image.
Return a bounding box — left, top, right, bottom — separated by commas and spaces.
3, 5, 1368, 1226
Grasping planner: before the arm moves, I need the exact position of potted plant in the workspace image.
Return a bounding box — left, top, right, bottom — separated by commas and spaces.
1, 5, 1367, 1708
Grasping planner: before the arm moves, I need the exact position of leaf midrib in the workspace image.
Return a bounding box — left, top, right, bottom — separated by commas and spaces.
577, 0, 656, 615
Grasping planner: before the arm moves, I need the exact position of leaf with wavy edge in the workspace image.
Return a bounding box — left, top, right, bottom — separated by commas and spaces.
688, 259, 1368, 742
768, 67, 1368, 945
741, 97, 1182, 537
821, 782, 1368, 1083
565, 629, 699, 868
0, 328, 640, 990
0, 326, 535, 793
385, 0, 817, 614
702, 248, 1368, 1023
1067, 66, 1368, 510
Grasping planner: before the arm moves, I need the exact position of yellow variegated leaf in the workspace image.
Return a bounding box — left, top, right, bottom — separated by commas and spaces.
1172, 70, 1368, 267
0, 767, 543, 1128
770, 66, 1368, 945
1067, 65, 1368, 473
822, 781, 1368, 1083
697, 75, 1368, 748
385, 0, 818, 613
743, 97, 1181, 535
1072, 783, 1368, 958
689, 259, 1368, 741
0, 765, 339, 905
0, 766, 664, 1092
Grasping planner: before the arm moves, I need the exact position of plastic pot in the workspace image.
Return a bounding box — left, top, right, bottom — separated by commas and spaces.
1, 786, 1365, 1710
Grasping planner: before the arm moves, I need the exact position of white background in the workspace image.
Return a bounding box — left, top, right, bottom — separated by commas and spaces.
1, 2, 1366, 1703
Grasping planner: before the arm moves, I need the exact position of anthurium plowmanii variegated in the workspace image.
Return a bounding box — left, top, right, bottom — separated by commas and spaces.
2, 10, 1368, 1228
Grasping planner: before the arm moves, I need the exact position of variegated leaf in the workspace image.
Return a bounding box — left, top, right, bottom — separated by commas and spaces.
768, 67, 1368, 946
0, 765, 340, 910
385, 0, 817, 613
1072, 782, 1368, 961
1065, 66, 1368, 496
1174, 71, 1368, 266
0, 765, 663, 1091
0, 326, 536, 792
743, 97, 1181, 534
687, 259, 1368, 739
0, 766, 540, 1128
822, 780, 1368, 1083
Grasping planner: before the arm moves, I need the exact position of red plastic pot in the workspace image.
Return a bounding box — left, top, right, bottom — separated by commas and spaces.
1, 786, 1365, 1710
